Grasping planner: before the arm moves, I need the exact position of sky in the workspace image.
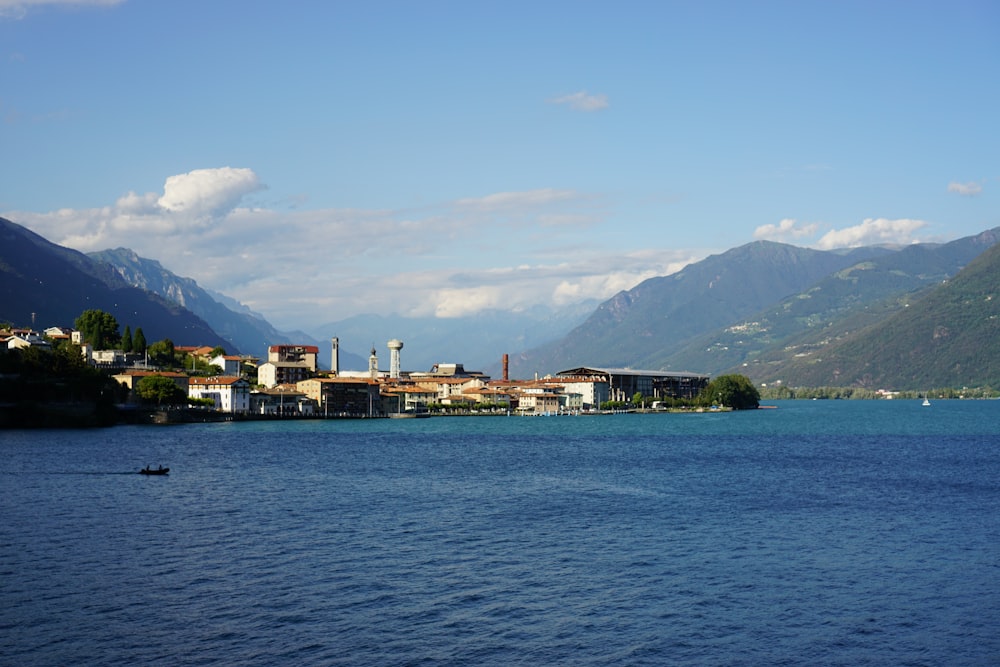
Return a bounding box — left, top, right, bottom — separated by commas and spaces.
2, 0, 997, 332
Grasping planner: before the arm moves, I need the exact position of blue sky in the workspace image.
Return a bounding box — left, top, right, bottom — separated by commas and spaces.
2, 0, 997, 331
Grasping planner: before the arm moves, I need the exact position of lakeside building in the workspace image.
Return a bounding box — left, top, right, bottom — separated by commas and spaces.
555, 367, 710, 402
297, 377, 382, 417
188, 376, 251, 413
251, 385, 314, 416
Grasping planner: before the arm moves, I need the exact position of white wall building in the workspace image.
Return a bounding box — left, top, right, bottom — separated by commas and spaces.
188, 376, 251, 413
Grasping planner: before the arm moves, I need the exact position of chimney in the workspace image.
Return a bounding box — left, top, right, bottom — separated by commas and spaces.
502, 353, 509, 382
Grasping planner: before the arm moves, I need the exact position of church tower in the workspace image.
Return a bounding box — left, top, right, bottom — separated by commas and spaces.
368, 345, 379, 379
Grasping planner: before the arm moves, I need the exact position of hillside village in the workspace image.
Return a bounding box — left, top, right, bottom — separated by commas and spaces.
1, 324, 712, 419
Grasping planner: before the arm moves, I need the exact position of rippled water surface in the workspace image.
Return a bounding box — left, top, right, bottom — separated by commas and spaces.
3, 400, 999, 665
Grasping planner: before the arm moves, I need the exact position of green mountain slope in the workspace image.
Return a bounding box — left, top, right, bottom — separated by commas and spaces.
666, 228, 1000, 375
509, 241, 889, 378
748, 240, 1000, 389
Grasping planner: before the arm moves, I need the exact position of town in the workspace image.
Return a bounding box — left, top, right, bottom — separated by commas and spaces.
1, 313, 733, 424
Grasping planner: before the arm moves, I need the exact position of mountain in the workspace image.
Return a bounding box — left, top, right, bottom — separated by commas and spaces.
88, 248, 342, 362
0, 217, 230, 349
509, 241, 890, 378
316, 302, 598, 374
745, 238, 1000, 389
667, 228, 1000, 376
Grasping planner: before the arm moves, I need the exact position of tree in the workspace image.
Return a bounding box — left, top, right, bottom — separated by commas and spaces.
147, 339, 176, 367
700, 374, 760, 410
133, 327, 147, 354
122, 325, 133, 353
135, 375, 187, 405
74, 309, 121, 350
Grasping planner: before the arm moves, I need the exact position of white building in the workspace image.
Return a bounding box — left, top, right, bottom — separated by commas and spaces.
188, 376, 251, 413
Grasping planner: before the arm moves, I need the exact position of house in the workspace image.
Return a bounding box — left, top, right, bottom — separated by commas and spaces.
5, 331, 51, 351
420, 376, 486, 402
516, 388, 564, 415
188, 376, 251, 413
462, 386, 513, 407
381, 385, 437, 413
210, 354, 242, 376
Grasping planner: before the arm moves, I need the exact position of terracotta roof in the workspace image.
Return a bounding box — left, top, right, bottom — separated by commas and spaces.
189, 376, 246, 386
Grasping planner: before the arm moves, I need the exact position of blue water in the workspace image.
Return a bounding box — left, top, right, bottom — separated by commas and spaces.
2, 400, 999, 665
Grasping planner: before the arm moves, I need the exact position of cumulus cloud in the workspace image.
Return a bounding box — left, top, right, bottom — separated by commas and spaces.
814, 218, 928, 250
548, 91, 610, 112
947, 181, 983, 196
0, 0, 124, 19
158, 167, 264, 217
753, 218, 819, 242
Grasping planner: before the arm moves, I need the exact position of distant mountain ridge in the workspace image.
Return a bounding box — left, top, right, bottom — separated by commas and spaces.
508, 241, 891, 378
0, 217, 230, 349
667, 228, 1000, 379
88, 248, 340, 362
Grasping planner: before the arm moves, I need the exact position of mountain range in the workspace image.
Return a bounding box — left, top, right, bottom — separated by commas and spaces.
0, 217, 229, 350
3, 214, 998, 390
510, 228, 999, 389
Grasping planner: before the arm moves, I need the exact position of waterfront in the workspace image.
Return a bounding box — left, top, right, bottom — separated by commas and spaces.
2, 400, 999, 665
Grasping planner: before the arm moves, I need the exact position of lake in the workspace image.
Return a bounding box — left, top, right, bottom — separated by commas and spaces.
2, 399, 999, 665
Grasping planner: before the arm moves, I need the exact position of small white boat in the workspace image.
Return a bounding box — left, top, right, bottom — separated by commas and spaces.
922, 396, 931, 406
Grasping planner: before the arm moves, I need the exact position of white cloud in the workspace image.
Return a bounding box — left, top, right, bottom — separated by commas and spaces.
0, 0, 124, 19
753, 218, 819, 242
455, 188, 579, 211
814, 218, 928, 249
947, 181, 983, 196
548, 91, 610, 112
4, 169, 711, 331
158, 167, 264, 217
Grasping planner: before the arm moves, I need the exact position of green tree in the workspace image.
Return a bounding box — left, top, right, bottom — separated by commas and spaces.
133, 327, 147, 354
147, 339, 176, 367
122, 325, 133, 353
700, 374, 760, 410
135, 375, 187, 405
210, 346, 226, 357
74, 309, 121, 350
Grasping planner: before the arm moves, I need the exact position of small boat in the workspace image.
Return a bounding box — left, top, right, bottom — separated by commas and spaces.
922, 397, 931, 406
139, 466, 170, 475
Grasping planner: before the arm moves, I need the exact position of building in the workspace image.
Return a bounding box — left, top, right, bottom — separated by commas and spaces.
210, 354, 242, 376
555, 367, 710, 401
297, 377, 382, 416
257, 360, 312, 388
250, 385, 315, 416
188, 376, 251, 413
516, 386, 564, 415
268, 345, 319, 371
